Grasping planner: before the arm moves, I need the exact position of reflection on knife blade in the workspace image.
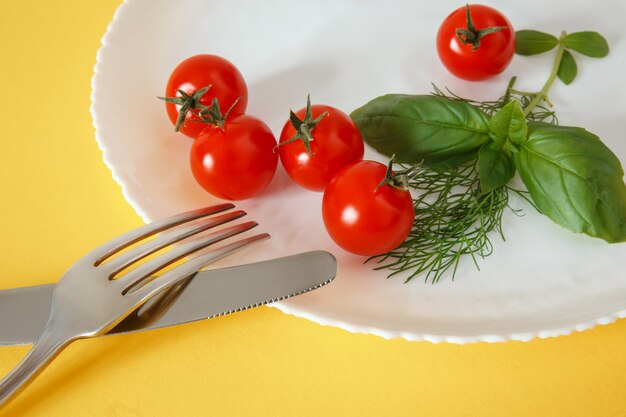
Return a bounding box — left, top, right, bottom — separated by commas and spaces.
0, 251, 336, 346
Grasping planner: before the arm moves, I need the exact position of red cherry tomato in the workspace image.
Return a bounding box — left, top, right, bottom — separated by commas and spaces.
278, 99, 364, 192
436, 4, 515, 81
190, 114, 278, 200
322, 161, 414, 256
164, 54, 248, 138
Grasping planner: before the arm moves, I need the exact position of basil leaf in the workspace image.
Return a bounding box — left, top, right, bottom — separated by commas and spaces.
516, 122, 626, 243
489, 100, 528, 144
563, 31, 609, 58
350, 95, 490, 166
557, 49, 578, 85
515, 30, 559, 55
478, 141, 516, 193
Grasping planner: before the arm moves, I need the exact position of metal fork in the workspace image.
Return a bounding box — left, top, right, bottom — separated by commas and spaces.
0, 203, 268, 406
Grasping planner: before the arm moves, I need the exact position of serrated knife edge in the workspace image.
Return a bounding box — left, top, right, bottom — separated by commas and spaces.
207, 275, 335, 319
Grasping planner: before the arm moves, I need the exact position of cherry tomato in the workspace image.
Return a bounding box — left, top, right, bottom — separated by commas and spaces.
164, 54, 248, 138
436, 4, 515, 81
322, 161, 414, 256
278, 98, 364, 192
190, 114, 278, 200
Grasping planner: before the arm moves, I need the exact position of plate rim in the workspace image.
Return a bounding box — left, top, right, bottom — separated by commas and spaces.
90, 0, 626, 344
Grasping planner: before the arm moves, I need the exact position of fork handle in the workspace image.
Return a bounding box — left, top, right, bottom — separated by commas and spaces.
0, 324, 72, 408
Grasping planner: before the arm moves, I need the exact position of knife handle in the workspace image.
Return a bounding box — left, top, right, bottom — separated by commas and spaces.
0, 321, 73, 409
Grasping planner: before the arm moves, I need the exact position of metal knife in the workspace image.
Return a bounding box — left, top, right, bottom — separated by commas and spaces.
0, 251, 336, 346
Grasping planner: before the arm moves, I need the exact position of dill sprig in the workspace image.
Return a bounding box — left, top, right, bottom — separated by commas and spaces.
369, 161, 518, 283
431, 76, 559, 124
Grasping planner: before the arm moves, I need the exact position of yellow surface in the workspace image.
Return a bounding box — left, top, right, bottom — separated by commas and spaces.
0, 1, 625, 416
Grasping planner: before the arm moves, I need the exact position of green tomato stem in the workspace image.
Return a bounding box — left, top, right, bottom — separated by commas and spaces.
522, 31, 567, 117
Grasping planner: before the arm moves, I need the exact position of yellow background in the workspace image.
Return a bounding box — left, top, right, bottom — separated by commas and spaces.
0, 1, 625, 415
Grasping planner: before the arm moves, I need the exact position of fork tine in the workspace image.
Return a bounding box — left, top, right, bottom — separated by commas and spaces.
131, 233, 270, 302
119, 221, 260, 294
91, 204, 235, 266
105, 210, 247, 278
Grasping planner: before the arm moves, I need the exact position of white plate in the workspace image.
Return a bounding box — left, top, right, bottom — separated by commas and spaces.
91, 0, 626, 343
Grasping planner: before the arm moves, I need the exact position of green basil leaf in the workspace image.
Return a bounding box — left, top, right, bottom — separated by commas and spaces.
557, 49, 578, 85
563, 31, 609, 58
478, 141, 516, 193
488, 100, 528, 144
516, 122, 626, 243
515, 30, 559, 55
350, 95, 490, 166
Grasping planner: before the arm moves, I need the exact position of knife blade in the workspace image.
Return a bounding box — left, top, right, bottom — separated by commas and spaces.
0, 251, 336, 346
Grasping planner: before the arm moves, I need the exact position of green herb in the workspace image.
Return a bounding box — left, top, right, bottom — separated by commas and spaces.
477, 141, 515, 194
488, 100, 528, 144
557, 49, 577, 85
516, 122, 626, 243
514, 30, 609, 114
352, 27, 623, 282
477, 100, 525, 193
370, 159, 535, 284
515, 30, 559, 55
562, 31, 610, 58
350, 95, 490, 167
369, 160, 513, 283
516, 30, 609, 58
431, 79, 558, 124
